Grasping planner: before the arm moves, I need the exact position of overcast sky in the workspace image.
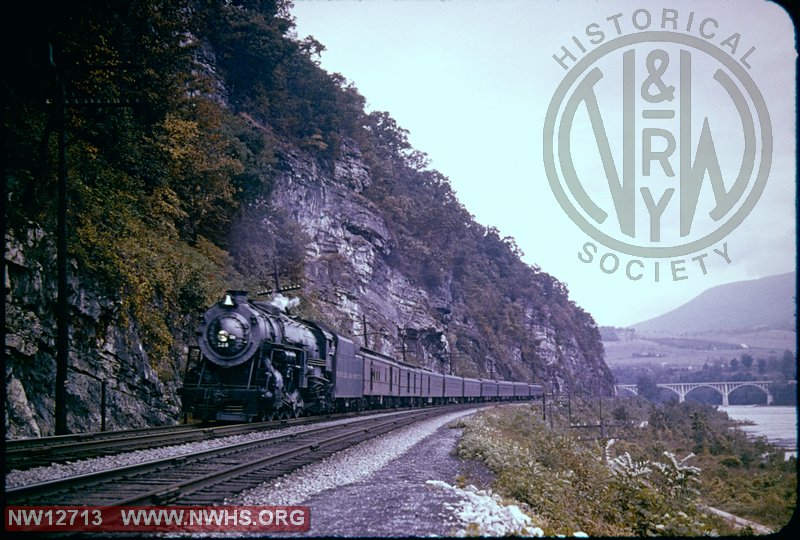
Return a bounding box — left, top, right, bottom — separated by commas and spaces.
291, 0, 796, 327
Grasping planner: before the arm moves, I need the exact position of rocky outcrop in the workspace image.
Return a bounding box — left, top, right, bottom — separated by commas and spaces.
265, 140, 613, 395
267, 144, 447, 365
5, 225, 180, 438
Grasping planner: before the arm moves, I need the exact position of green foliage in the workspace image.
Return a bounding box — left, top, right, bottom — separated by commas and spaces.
5, 0, 269, 371
198, 0, 367, 160
457, 401, 796, 535
456, 406, 717, 536
72, 168, 234, 364
607, 450, 706, 536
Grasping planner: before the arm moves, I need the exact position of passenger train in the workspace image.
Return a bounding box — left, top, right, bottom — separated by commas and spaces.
179, 290, 543, 422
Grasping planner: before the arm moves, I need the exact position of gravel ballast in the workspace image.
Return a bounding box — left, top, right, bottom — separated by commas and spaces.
8, 406, 545, 536
5, 411, 412, 490
228, 407, 542, 536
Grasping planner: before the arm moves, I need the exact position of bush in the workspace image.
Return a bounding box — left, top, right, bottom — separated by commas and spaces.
456, 406, 718, 536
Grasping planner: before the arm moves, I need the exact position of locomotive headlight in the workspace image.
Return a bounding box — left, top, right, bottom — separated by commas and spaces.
207, 313, 249, 357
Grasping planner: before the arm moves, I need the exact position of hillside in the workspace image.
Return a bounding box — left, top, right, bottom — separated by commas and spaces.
4, 0, 612, 437
632, 272, 796, 335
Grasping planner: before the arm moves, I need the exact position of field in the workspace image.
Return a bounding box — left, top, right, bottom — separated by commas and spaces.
603, 329, 796, 370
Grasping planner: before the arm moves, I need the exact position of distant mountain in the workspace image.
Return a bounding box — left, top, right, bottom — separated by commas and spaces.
632, 272, 797, 334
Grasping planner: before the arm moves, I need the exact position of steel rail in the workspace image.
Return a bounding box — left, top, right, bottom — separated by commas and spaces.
6, 406, 463, 506
4, 409, 380, 472
119, 408, 444, 505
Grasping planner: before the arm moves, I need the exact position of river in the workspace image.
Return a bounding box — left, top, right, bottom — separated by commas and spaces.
719, 405, 797, 458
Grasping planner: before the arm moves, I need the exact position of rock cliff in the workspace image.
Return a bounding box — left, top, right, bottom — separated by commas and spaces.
237, 134, 614, 394
5, 226, 181, 437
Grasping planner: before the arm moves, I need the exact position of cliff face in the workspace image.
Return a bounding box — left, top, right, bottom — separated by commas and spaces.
255, 138, 614, 394
5, 226, 182, 438
5, 129, 613, 437
267, 143, 450, 367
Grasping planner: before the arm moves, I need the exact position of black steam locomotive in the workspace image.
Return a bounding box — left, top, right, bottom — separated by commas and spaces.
179, 291, 543, 422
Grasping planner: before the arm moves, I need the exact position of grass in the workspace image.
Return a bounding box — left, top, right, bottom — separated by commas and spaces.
454, 400, 796, 536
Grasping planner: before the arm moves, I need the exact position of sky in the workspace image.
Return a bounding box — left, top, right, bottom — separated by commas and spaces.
290, 0, 797, 327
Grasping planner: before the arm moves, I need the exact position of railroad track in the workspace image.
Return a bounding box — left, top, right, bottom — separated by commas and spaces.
6, 424, 206, 472
5, 411, 372, 472
6, 406, 469, 506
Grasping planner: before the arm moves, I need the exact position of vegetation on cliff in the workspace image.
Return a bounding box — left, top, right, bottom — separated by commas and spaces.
5, 1, 606, 392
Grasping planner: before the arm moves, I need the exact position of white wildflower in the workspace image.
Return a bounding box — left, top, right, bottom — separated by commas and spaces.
426, 480, 544, 537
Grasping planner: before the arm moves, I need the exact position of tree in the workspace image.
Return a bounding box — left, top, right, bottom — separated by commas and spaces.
612, 405, 630, 423
636, 374, 659, 401
741, 354, 754, 370
690, 410, 709, 453
780, 350, 796, 380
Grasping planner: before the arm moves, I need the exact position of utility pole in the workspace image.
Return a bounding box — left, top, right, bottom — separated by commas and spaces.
443, 351, 468, 376
542, 391, 546, 422
567, 392, 572, 424
52, 45, 69, 435
399, 330, 407, 362
273, 260, 281, 294
599, 394, 605, 439
48, 44, 139, 435
256, 263, 301, 298
359, 316, 387, 351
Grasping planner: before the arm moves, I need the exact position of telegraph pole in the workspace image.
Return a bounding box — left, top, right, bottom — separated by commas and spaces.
52, 44, 69, 435
399, 332, 407, 362
272, 260, 281, 293
48, 44, 139, 435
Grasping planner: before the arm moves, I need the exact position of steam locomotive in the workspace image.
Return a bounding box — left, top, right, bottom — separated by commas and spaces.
179, 291, 543, 422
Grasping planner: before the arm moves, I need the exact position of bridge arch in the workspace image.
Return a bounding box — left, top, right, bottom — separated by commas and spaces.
683, 385, 724, 404
615, 386, 638, 397
727, 383, 770, 405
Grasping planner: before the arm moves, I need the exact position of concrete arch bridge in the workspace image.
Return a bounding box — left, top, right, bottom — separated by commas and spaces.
615, 381, 794, 406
